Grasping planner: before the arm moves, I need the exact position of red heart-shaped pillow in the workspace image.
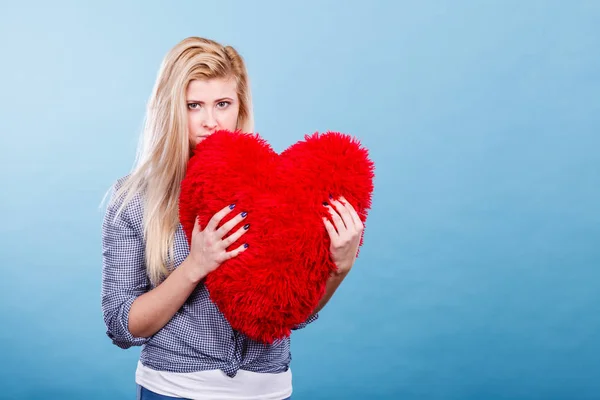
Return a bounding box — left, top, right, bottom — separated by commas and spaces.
179, 130, 374, 343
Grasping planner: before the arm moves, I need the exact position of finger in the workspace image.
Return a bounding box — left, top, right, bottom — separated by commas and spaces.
322, 217, 339, 238
330, 199, 354, 231
216, 211, 248, 239
222, 223, 250, 248
193, 215, 201, 233
339, 196, 364, 230
222, 242, 249, 260
324, 204, 346, 233
206, 203, 236, 232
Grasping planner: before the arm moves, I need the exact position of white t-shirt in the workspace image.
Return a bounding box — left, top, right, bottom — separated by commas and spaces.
135, 361, 293, 400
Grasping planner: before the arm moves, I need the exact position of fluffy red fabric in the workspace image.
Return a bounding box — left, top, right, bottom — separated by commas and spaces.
179, 130, 374, 343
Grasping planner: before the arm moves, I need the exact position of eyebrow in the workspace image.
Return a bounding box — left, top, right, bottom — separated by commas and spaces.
186, 97, 234, 103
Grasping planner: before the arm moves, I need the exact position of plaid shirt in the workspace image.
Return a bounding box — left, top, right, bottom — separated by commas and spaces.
101, 177, 318, 378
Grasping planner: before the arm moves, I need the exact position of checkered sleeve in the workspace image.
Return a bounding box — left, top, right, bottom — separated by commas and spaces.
292, 312, 319, 330
101, 182, 152, 349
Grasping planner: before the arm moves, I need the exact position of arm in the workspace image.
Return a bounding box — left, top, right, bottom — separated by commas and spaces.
102, 188, 202, 345
127, 258, 206, 338
311, 195, 363, 316
101, 186, 248, 346
295, 196, 364, 327
129, 205, 249, 337
292, 269, 349, 330
101, 189, 155, 348
309, 269, 349, 318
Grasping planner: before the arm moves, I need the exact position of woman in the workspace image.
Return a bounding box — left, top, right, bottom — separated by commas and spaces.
101, 36, 364, 400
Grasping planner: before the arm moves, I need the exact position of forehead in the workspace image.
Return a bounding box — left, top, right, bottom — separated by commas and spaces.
186, 77, 238, 100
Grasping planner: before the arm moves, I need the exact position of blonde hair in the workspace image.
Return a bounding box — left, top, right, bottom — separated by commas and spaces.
109, 36, 254, 286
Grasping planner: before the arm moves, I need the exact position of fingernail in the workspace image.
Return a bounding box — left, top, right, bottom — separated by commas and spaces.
244, 243, 249, 248
244, 223, 250, 230
322, 202, 328, 206
229, 204, 236, 209
241, 211, 248, 218
329, 194, 333, 199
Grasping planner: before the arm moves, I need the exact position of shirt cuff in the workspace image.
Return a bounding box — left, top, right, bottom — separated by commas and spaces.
106, 296, 152, 349
291, 312, 319, 330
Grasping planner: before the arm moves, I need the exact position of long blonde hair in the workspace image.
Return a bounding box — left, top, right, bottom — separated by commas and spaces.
110, 36, 254, 286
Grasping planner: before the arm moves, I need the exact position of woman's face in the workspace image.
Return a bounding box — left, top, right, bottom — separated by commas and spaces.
186, 77, 240, 149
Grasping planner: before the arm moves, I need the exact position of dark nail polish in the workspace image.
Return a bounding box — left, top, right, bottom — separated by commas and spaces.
329, 194, 333, 199
241, 211, 248, 218
244, 243, 249, 248
244, 224, 250, 230
229, 204, 236, 209
322, 202, 328, 206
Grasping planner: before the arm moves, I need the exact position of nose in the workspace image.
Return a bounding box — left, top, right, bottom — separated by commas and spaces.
202, 110, 217, 130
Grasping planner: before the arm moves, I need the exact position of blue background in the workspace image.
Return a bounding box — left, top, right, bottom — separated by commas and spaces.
1, 1, 599, 399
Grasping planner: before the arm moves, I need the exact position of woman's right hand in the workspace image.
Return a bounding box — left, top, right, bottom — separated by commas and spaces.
187, 204, 249, 280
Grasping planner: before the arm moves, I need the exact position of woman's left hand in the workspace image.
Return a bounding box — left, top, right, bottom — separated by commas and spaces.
322, 196, 364, 276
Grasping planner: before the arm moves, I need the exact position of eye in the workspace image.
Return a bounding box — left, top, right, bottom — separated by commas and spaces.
187, 103, 201, 110
217, 101, 231, 109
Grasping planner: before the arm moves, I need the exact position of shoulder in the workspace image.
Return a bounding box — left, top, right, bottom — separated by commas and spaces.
104, 174, 145, 232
